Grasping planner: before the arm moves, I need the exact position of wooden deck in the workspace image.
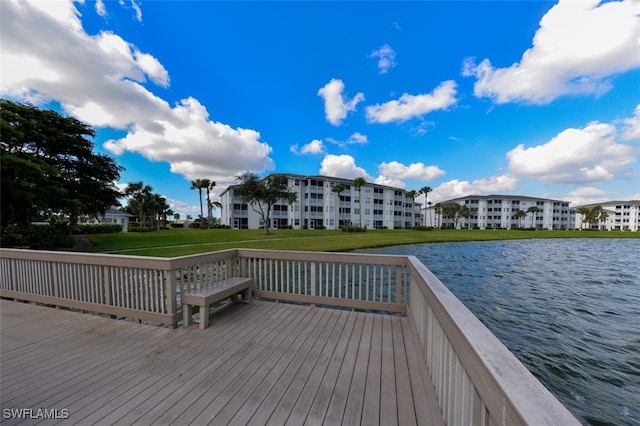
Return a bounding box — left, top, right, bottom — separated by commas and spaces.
0, 299, 442, 425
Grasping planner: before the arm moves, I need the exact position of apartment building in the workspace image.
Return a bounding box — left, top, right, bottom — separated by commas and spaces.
573, 201, 640, 231
424, 195, 574, 230
220, 174, 421, 230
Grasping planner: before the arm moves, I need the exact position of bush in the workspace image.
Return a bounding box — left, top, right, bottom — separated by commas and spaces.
170, 223, 184, 228
413, 226, 433, 231
315, 225, 326, 230
129, 226, 150, 232
340, 225, 367, 233
0, 224, 74, 249
71, 224, 122, 234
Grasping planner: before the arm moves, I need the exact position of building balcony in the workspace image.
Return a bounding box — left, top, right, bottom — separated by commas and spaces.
0, 248, 579, 425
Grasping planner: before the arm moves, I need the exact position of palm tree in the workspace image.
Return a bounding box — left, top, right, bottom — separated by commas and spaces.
125, 181, 153, 226
419, 186, 433, 226
513, 209, 527, 229
406, 190, 418, 227
599, 210, 609, 230
577, 206, 590, 230
209, 200, 222, 226
526, 206, 540, 229
190, 179, 209, 224
206, 180, 216, 228
332, 183, 345, 228
427, 201, 433, 226
352, 177, 366, 227
434, 203, 442, 229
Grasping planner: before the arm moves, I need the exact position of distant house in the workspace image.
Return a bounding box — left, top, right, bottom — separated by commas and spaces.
86, 207, 134, 232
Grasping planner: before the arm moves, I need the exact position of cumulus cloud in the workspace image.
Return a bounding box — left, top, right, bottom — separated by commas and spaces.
0, 0, 275, 189
622, 104, 640, 141
290, 139, 325, 155
319, 155, 373, 181
370, 44, 397, 74
317, 79, 365, 126
507, 121, 636, 184
462, 0, 640, 104
366, 80, 458, 123
375, 161, 445, 188
430, 174, 519, 203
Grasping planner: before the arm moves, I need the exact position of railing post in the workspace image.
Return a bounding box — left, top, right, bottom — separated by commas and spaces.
103, 265, 112, 306
310, 261, 316, 307
165, 268, 177, 328
225, 257, 234, 279
395, 265, 402, 304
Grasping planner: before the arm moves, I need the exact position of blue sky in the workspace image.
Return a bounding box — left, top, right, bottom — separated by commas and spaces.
2, 0, 639, 218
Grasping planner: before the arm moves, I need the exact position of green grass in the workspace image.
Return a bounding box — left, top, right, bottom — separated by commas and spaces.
83, 228, 639, 257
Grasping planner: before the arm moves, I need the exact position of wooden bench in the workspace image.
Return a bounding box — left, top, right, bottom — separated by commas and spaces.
182, 277, 253, 329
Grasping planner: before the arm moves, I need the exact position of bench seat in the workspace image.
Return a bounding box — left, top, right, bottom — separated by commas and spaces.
182, 277, 253, 329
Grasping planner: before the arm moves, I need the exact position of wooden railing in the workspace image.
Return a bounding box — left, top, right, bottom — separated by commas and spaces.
0, 247, 579, 425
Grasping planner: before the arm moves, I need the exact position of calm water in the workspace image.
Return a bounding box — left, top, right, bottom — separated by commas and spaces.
358, 238, 640, 426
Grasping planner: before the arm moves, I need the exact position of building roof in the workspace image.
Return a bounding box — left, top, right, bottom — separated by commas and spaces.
442, 194, 570, 204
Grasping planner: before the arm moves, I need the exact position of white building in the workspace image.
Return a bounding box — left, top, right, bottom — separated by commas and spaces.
220, 174, 421, 230
573, 201, 640, 231
85, 206, 134, 232
424, 195, 574, 230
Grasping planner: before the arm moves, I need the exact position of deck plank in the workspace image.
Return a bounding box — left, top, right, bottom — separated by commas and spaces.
0, 299, 441, 426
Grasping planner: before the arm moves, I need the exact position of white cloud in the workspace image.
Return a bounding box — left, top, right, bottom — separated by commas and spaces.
348, 132, 368, 144
104, 97, 274, 183
317, 79, 365, 126
130, 0, 142, 22
622, 104, 640, 141
370, 44, 397, 74
430, 174, 519, 203
291, 139, 325, 155
507, 121, 636, 184
564, 187, 612, 206
0, 0, 274, 190
463, 0, 640, 104
319, 154, 373, 181
377, 161, 445, 188
366, 80, 458, 123
95, 0, 107, 17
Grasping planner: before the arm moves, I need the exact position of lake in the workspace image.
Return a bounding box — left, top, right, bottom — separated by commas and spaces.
357, 238, 640, 426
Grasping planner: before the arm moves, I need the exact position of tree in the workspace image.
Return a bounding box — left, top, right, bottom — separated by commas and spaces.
206, 180, 217, 228
1, 99, 123, 229
352, 177, 367, 227
513, 209, 527, 229
427, 201, 433, 227
582, 205, 605, 229
526, 206, 540, 229
190, 179, 210, 224
577, 206, 590, 230
419, 186, 433, 225
235, 172, 297, 234
441, 202, 470, 229
125, 181, 153, 226
173, 213, 180, 222
598, 210, 609, 230
434, 203, 443, 229
332, 183, 345, 228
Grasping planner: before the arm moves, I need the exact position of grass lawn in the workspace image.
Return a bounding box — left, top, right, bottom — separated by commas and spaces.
84, 228, 639, 257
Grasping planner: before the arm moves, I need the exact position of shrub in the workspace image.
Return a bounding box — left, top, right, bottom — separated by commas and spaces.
170, 223, 184, 228
412, 226, 433, 231
315, 225, 326, 230
0, 224, 74, 249
71, 224, 122, 234
340, 225, 367, 233
129, 226, 150, 232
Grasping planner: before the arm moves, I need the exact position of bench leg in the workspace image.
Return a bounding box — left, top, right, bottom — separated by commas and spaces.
244, 288, 252, 303
183, 303, 192, 327
199, 305, 209, 329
